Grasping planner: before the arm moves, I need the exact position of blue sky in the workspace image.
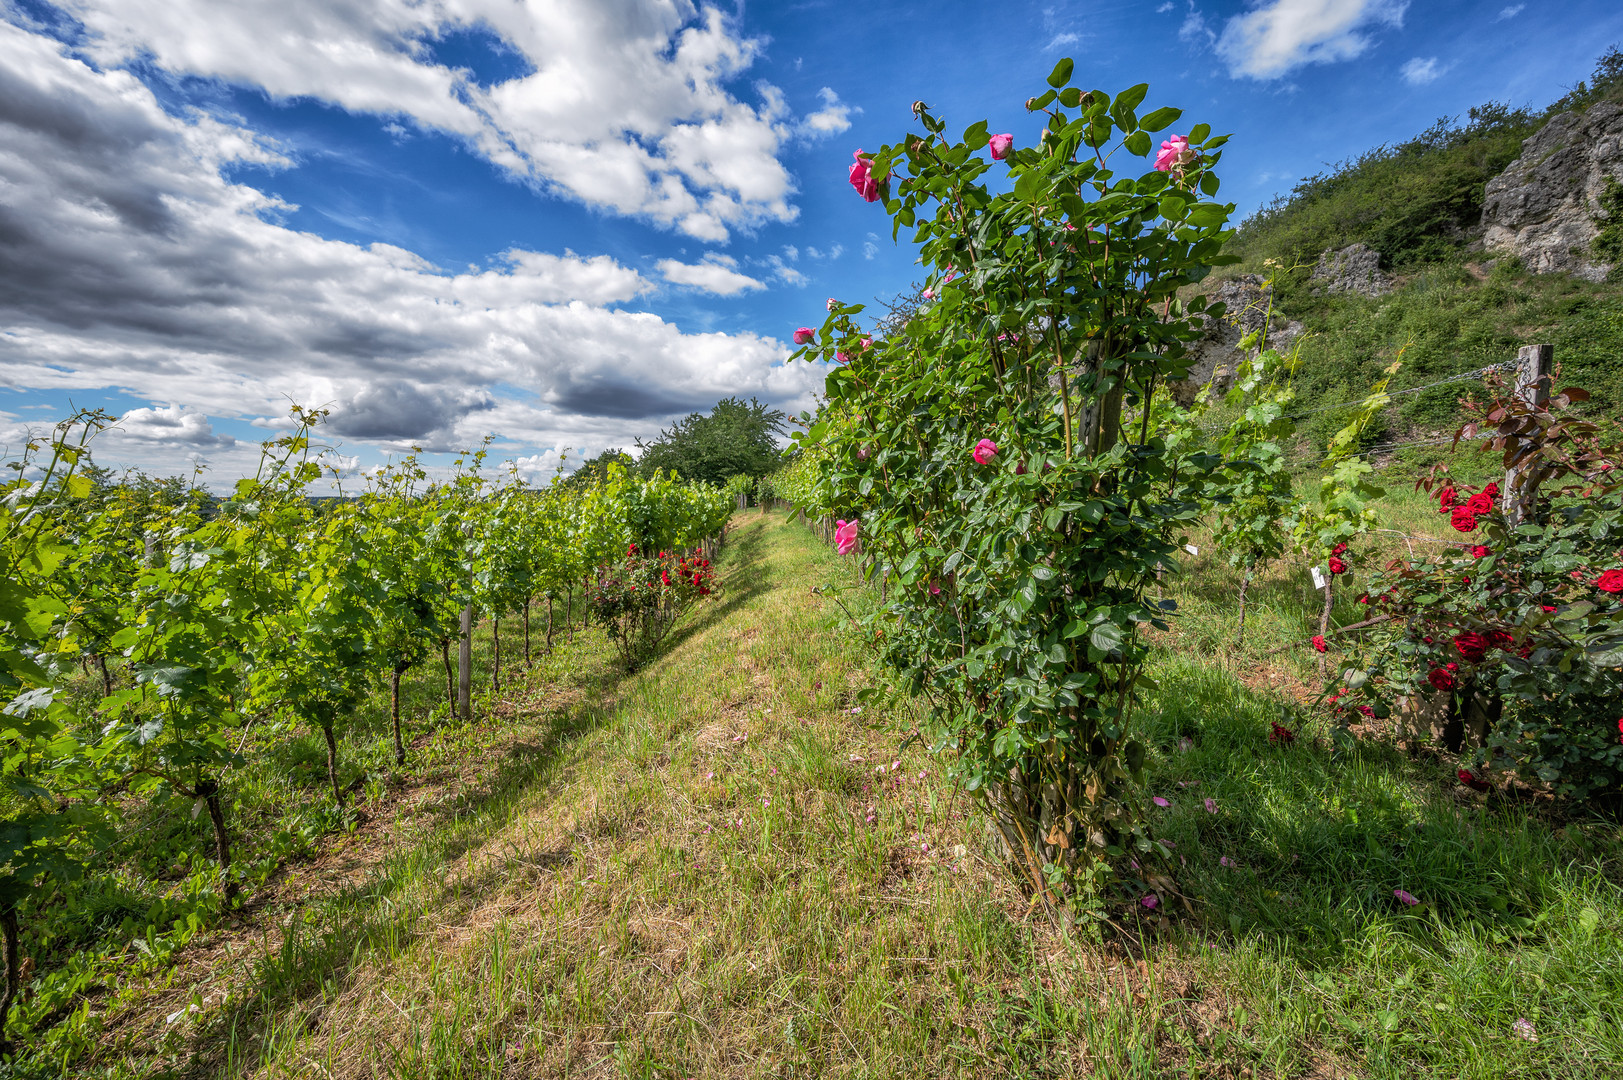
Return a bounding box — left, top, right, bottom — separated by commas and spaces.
2, 0, 1620, 486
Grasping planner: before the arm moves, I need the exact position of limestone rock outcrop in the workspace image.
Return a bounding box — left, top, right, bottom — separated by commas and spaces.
1175, 275, 1304, 404
1311, 243, 1389, 297
1481, 100, 1623, 282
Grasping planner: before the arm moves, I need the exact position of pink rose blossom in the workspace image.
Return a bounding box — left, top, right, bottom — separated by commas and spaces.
987, 133, 1014, 160
848, 150, 882, 202
834, 518, 859, 555
972, 438, 999, 464
826, 297, 838, 311
1155, 134, 1190, 172
836, 351, 850, 364
793, 327, 815, 345
1393, 888, 1418, 906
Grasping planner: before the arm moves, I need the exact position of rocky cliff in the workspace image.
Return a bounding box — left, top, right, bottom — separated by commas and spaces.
1481, 100, 1623, 282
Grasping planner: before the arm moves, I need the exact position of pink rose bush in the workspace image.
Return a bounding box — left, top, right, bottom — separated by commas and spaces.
793, 327, 815, 345
987, 133, 1013, 160
972, 438, 998, 464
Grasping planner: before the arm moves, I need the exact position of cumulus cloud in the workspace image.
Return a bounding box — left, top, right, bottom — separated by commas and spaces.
0, 20, 820, 469
51, 0, 799, 242
801, 87, 855, 136
1216, 0, 1408, 79
657, 255, 766, 295
1400, 56, 1443, 85
110, 405, 234, 447
1497, 4, 1524, 19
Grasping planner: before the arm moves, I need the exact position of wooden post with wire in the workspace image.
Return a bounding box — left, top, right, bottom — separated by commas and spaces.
1503, 343, 1553, 529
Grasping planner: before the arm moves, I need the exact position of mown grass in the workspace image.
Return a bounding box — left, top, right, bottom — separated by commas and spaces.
55, 510, 1617, 1080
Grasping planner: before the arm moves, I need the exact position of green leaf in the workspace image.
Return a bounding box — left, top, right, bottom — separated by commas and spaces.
1113, 84, 1149, 117
1089, 622, 1125, 652
1057, 87, 1082, 108
1123, 131, 1151, 157
1188, 122, 1211, 143
1138, 106, 1181, 133
1047, 58, 1075, 88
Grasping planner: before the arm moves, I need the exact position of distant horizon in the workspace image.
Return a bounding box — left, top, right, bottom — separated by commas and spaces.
3, 0, 1621, 489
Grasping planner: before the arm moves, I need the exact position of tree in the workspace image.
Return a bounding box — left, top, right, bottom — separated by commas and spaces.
634, 397, 787, 485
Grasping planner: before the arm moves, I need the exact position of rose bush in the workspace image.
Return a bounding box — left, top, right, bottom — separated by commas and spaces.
1338, 381, 1623, 798
792, 59, 1235, 913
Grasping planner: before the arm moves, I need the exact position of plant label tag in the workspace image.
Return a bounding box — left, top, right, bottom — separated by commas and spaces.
1185, 544, 1199, 555
1310, 565, 1327, 591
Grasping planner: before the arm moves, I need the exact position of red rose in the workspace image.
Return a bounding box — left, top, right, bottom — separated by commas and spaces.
1355, 704, 1375, 718
1483, 482, 1499, 497
1453, 632, 1489, 662
1446, 662, 1458, 671
1458, 769, 1491, 792
1450, 507, 1478, 533
1328, 556, 1347, 575
1358, 594, 1371, 605
1437, 485, 1457, 511
1618, 717, 1623, 744
1466, 492, 1493, 515
1311, 635, 1328, 653
1541, 604, 1557, 613
1471, 545, 1489, 559
1332, 542, 1348, 556
1269, 721, 1296, 744
1596, 569, 1623, 594
1428, 667, 1455, 691
1488, 630, 1513, 651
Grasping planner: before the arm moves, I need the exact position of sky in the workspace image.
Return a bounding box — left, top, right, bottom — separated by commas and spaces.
2, 0, 1621, 487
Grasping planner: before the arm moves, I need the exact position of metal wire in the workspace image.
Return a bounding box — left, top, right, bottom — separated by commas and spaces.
1282, 360, 1518, 421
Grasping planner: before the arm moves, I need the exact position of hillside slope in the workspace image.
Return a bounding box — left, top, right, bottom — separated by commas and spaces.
1213, 48, 1623, 453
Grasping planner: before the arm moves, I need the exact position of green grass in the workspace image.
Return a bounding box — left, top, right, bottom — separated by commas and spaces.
25, 512, 1623, 1079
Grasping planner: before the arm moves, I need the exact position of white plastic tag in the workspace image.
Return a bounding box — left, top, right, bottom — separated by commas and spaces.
1310, 565, 1327, 590
1185, 544, 1199, 556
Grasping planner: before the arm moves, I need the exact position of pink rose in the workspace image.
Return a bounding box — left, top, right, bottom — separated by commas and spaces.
972, 438, 998, 465
987, 133, 1013, 160
1155, 134, 1190, 172
922, 288, 935, 300
834, 518, 859, 555
793, 327, 815, 345
835, 352, 849, 364
826, 297, 838, 311
848, 150, 882, 202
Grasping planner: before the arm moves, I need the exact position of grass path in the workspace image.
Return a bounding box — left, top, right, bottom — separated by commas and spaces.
146, 513, 1623, 1079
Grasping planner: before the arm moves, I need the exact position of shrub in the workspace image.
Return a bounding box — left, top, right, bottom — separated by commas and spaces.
1342, 380, 1623, 798
588, 545, 714, 671
794, 62, 1235, 915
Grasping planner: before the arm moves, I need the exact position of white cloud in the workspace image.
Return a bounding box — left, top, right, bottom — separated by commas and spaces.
1400, 56, 1443, 85
1215, 0, 1408, 79
753, 254, 805, 286
657, 256, 766, 295
1497, 4, 1525, 19
1180, 8, 1216, 46
110, 405, 234, 447
1157, 2, 1175, 12
801, 87, 855, 136
54, 0, 799, 242
0, 21, 821, 473
1046, 32, 1080, 50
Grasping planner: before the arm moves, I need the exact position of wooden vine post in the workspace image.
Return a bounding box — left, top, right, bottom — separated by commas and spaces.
1503, 343, 1553, 529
